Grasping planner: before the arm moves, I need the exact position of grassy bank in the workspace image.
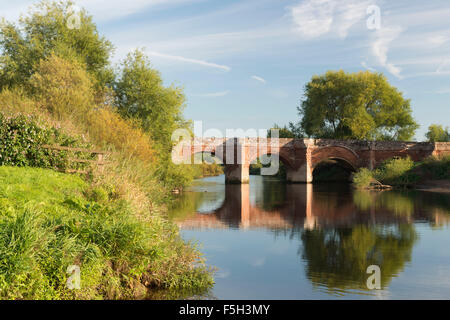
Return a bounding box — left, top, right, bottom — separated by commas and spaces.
353, 156, 450, 189
0, 166, 213, 299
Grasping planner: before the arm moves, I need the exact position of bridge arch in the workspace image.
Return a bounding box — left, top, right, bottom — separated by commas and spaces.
311, 146, 359, 182
311, 146, 359, 169
249, 150, 296, 171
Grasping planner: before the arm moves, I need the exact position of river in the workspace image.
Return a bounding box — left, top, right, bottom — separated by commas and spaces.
168, 175, 450, 299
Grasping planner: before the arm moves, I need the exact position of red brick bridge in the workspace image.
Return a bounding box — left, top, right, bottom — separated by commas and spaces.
177, 138, 450, 183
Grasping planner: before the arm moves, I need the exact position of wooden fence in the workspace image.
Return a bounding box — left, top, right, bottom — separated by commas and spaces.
41, 145, 110, 174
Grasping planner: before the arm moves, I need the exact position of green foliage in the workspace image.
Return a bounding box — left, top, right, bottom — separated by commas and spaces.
0, 113, 88, 169
352, 168, 374, 189
297, 70, 419, 140
267, 123, 303, 138
353, 156, 449, 188
418, 155, 450, 180
250, 159, 263, 175
0, 0, 114, 90
426, 124, 450, 142
115, 49, 187, 151
30, 53, 95, 120
114, 49, 193, 189
0, 166, 213, 299
374, 157, 416, 187
0, 0, 214, 300
192, 163, 224, 179
191, 153, 223, 179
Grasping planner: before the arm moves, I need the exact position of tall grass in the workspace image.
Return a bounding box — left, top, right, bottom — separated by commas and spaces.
0, 166, 213, 299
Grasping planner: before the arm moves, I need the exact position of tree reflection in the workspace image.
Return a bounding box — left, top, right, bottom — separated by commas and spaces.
301, 224, 418, 292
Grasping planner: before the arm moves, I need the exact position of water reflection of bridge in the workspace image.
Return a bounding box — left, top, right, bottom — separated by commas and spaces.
175, 184, 449, 230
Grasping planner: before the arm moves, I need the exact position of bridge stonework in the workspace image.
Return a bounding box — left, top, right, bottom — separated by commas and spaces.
183, 138, 450, 184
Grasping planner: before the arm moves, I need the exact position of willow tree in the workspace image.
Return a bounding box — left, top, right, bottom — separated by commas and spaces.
297, 70, 419, 141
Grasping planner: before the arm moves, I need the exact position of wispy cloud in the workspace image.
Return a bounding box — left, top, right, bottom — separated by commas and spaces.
195, 90, 230, 97
146, 51, 231, 71
428, 34, 449, 46
371, 27, 403, 78
361, 61, 376, 72
334, 0, 372, 38
291, 0, 336, 38
251, 75, 266, 84
290, 0, 372, 39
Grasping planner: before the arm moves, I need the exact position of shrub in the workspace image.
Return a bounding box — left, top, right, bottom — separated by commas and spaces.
85, 107, 154, 162
0, 113, 65, 168
374, 157, 417, 187
0, 113, 94, 170
419, 155, 450, 180
352, 168, 374, 189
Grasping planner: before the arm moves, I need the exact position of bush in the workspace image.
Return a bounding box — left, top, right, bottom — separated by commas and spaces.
0, 113, 94, 170
0, 113, 63, 169
85, 107, 154, 162
352, 168, 374, 189
374, 157, 417, 187
419, 155, 450, 180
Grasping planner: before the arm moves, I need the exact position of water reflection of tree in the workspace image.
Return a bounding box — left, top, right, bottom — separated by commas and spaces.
168, 192, 207, 221
260, 179, 287, 211
301, 224, 418, 293
353, 190, 450, 218
353, 191, 415, 216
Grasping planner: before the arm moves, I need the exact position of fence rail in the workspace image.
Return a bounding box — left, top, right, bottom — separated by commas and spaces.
41, 144, 110, 174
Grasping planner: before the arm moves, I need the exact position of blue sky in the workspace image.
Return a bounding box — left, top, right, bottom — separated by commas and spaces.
3, 0, 450, 140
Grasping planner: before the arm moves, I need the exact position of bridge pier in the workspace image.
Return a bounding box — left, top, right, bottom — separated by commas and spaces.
286, 145, 313, 183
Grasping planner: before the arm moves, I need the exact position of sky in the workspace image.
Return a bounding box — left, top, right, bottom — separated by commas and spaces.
2, 0, 450, 140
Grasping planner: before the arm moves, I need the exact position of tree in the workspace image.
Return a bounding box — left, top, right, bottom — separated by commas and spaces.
30, 53, 95, 120
296, 70, 419, 141
426, 124, 450, 142
114, 49, 195, 187
267, 123, 303, 138
114, 49, 188, 152
0, 0, 114, 90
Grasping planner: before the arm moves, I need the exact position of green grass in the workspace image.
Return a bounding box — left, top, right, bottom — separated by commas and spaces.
0, 166, 213, 299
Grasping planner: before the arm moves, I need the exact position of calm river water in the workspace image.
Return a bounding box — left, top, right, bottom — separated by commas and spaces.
168, 175, 450, 299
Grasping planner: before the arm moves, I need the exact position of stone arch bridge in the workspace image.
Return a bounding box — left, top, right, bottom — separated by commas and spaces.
177, 138, 450, 183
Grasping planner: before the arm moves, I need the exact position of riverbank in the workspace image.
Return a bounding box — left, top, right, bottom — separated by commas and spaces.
0, 166, 213, 299
416, 180, 450, 194
353, 156, 450, 191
